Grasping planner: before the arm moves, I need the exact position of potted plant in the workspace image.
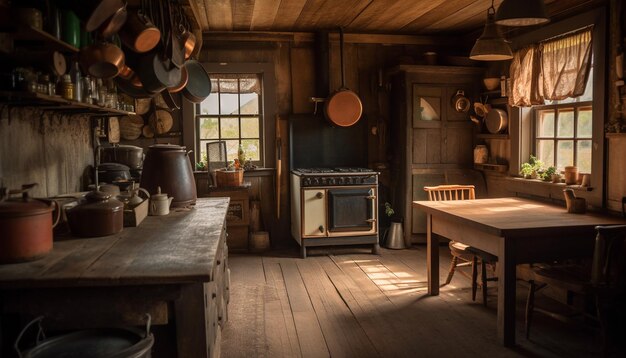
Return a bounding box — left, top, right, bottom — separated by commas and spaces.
542, 166, 557, 182
519, 155, 543, 179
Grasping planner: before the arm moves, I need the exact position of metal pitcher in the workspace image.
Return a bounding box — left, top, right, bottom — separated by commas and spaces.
384, 222, 405, 249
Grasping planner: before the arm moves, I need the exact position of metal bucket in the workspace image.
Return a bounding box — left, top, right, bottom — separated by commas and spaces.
384, 222, 405, 249
15, 315, 153, 358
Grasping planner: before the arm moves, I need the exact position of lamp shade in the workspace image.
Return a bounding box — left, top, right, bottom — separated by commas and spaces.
495, 0, 550, 26
470, 12, 513, 61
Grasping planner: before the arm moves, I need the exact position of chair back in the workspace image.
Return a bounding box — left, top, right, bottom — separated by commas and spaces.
591, 225, 626, 291
424, 185, 475, 202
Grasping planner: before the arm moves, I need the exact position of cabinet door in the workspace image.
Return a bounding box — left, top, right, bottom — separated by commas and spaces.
413, 128, 442, 164
302, 189, 327, 237
443, 126, 473, 164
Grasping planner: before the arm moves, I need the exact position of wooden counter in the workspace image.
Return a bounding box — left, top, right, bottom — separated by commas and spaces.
0, 198, 230, 358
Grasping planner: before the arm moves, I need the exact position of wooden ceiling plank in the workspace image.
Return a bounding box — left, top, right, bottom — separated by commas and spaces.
311, 0, 372, 30
350, 0, 447, 32
184, 0, 208, 31
272, 0, 309, 30
207, 0, 234, 31
422, 0, 504, 33
233, 0, 256, 30
250, 0, 282, 31
401, 0, 478, 32
293, 0, 331, 30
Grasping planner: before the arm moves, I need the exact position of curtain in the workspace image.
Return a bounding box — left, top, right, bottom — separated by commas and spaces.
508, 45, 543, 107
508, 27, 593, 107
540, 28, 593, 101
211, 74, 261, 94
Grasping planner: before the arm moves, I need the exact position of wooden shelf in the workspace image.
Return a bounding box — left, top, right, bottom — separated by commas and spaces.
9, 25, 79, 54
476, 133, 509, 139
474, 163, 508, 172
0, 91, 136, 116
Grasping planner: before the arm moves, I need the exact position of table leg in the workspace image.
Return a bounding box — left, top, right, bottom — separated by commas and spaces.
175, 283, 209, 358
427, 214, 439, 295
497, 237, 516, 347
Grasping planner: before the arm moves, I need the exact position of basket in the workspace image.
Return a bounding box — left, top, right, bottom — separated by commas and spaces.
215, 169, 244, 187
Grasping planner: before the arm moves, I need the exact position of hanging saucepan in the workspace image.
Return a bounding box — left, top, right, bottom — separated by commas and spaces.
78, 0, 127, 33
180, 26, 196, 60
120, 8, 160, 53
324, 28, 362, 127
97, 2, 128, 39
136, 50, 182, 94
485, 108, 508, 134
182, 60, 211, 103
161, 90, 181, 110
79, 41, 125, 78
167, 64, 188, 93
451, 90, 471, 113
115, 76, 154, 98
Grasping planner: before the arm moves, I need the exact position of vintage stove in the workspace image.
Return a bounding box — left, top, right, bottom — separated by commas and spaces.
288, 114, 378, 258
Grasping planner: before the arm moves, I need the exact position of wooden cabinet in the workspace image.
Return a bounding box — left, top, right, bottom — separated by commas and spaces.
209, 187, 250, 250
388, 65, 483, 244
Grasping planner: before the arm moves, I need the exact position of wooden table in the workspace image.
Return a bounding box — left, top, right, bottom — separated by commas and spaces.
0, 198, 230, 358
413, 197, 626, 347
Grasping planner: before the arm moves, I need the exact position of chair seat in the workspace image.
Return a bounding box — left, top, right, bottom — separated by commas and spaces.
530, 264, 590, 294
449, 241, 497, 262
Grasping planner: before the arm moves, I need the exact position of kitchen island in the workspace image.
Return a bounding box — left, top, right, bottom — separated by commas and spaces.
0, 197, 230, 358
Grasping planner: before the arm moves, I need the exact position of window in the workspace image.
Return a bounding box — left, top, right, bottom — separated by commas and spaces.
196, 74, 263, 165
533, 66, 593, 173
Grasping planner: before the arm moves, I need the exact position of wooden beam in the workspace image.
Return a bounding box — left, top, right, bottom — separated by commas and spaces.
201, 31, 459, 46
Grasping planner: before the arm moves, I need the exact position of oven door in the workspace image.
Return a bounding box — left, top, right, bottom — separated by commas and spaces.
327, 187, 377, 235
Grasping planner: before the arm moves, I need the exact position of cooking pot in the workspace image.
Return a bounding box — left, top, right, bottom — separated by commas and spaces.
473, 102, 491, 118
78, 0, 127, 33
100, 145, 144, 169
119, 9, 161, 53
15, 315, 153, 358
140, 144, 197, 208
66, 191, 124, 237
79, 41, 125, 78
485, 108, 508, 134
451, 90, 471, 113
97, 162, 132, 183
97, 3, 128, 38
0, 184, 60, 263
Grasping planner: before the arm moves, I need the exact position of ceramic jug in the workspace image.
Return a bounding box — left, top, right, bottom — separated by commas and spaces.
149, 186, 173, 216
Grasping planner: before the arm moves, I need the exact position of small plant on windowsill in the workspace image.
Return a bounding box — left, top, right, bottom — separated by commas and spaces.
541, 166, 557, 182
520, 155, 543, 179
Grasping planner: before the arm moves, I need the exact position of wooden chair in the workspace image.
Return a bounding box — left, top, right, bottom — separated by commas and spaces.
524, 225, 626, 354
423, 185, 497, 305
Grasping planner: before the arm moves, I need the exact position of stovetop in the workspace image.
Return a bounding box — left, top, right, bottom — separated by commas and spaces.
293, 167, 377, 175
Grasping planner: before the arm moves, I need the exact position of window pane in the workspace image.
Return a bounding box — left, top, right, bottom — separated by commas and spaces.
577, 108, 592, 138
577, 140, 592, 173
198, 117, 219, 139
224, 140, 239, 162
242, 139, 261, 161
199, 93, 219, 115
537, 140, 554, 167
556, 140, 574, 170
240, 93, 259, 114
220, 93, 239, 115
557, 109, 574, 137
241, 117, 259, 138
220, 117, 239, 138
538, 110, 554, 137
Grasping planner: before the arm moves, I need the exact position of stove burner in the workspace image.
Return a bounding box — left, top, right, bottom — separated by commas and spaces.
295, 168, 335, 173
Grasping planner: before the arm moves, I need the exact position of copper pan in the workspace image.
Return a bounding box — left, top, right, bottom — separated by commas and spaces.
167, 65, 188, 93
80, 42, 125, 78
179, 25, 196, 60
120, 9, 160, 53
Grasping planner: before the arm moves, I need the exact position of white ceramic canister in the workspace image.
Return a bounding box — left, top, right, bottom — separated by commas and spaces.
149, 186, 173, 216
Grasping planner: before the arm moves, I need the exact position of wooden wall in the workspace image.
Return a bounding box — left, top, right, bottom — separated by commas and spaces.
0, 109, 92, 198
198, 33, 470, 246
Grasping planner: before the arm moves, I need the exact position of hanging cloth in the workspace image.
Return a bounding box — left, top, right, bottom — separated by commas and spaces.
508, 44, 543, 107
540, 27, 593, 101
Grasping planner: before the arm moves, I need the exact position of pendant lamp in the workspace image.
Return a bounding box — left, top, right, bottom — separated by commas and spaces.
495, 0, 550, 26
469, 1, 513, 61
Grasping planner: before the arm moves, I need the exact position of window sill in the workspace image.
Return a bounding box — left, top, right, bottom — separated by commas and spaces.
505, 177, 593, 191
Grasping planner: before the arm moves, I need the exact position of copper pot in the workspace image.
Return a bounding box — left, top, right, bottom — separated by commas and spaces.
120, 9, 161, 53
167, 65, 188, 93
0, 184, 60, 263
79, 42, 125, 78
140, 144, 197, 208
66, 191, 124, 237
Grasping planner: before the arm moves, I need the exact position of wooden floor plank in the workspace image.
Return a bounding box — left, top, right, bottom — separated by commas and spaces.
297, 257, 380, 358
263, 260, 302, 358
280, 260, 330, 358
223, 248, 608, 358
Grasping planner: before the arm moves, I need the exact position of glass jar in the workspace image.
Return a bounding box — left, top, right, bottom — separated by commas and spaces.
61, 74, 74, 100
